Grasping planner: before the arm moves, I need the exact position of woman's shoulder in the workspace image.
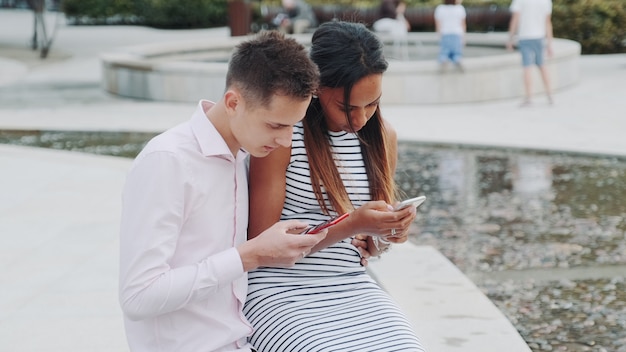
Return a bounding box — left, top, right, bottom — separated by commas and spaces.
380, 117, 398, 145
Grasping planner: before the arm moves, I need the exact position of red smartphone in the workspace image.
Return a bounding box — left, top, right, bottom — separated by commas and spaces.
301, 213, 350, 234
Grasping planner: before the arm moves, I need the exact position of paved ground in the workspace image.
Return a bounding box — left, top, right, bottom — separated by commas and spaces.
1, 8, 625, 352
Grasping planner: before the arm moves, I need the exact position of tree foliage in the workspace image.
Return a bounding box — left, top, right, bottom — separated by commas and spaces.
62, 0, 228, 28
553, 0, 626, 54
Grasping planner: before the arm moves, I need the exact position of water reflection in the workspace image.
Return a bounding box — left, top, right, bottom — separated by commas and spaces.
396, 143, 626, 271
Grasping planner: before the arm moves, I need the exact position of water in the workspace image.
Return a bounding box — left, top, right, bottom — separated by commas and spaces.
0, 129, 155, 158
396, 142, 626, 352
396, 142, 626, 272
1, 130, 625, 351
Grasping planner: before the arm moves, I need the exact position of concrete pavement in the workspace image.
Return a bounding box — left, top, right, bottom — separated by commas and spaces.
1, 7, 625, 352
0, 145, 130, 351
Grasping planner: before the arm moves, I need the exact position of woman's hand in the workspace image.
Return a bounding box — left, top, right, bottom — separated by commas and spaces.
348, 200, 416, 242
384, 203, 416, 244
309, 200, 416, 254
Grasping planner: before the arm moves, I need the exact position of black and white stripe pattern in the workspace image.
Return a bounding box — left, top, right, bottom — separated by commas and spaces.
245, 123, 425, 352
281, 125, 370, 222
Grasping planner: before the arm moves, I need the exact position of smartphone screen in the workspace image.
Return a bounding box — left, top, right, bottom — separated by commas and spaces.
302, 213, 350, 234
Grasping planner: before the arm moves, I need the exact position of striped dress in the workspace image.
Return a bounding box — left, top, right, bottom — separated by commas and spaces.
244, 122, 425, 352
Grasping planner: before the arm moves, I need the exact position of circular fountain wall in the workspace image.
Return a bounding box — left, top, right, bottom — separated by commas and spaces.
101, 32, 581, 105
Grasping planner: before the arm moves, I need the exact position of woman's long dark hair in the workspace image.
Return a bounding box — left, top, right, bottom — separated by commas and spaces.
304, 21, 397, 215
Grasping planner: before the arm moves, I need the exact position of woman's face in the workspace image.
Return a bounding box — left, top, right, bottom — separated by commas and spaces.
318, 73, 383, 133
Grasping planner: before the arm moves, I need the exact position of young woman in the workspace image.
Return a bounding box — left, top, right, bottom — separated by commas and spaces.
244, 22, 426, 351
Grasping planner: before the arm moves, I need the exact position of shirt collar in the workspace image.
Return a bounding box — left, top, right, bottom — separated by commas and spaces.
191, 100, 249, 160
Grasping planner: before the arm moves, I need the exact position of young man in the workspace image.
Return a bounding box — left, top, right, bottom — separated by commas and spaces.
506, 0, 554, 106
118, 31, 323, 352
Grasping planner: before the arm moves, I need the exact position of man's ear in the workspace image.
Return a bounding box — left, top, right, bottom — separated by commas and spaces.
224, 89, 241, 114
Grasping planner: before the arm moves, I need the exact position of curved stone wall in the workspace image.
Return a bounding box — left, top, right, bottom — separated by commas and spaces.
101, 32, 581, 105
381, 32, 581, 104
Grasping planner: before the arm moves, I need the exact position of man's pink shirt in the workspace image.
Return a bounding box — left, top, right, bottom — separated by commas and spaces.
119, 100, 254, 351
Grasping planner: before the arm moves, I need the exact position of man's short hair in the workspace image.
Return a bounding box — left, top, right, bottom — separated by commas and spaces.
226, 31, 319, 108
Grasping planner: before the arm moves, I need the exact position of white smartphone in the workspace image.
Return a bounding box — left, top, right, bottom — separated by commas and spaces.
393, 196, 426, 211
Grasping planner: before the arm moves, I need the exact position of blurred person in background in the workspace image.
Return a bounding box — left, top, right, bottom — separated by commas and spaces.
506, 0, 554, 106
434, 0, 467, 72
273, 0, 317, 34
373, 0, 411, 35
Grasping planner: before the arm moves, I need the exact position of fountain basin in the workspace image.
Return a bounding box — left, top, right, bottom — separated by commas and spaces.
101, 32, 581, 105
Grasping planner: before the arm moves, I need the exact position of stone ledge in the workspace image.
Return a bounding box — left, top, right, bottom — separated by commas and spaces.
368, 244, 531, 352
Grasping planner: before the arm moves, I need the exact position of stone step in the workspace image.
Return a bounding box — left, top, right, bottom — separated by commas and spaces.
368, 244, 532, 352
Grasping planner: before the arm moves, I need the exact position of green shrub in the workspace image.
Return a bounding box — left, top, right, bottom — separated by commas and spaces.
135, 0, 227, 29
62, 0, 137, 24
553, 0, 626, 54
63, 0, 228, 28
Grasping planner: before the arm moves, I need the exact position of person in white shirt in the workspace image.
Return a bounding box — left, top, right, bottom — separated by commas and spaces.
506, 0, 554, 106
274, 0, 317, 34
434, 0, 467, 72
118, 31, 325, 352
373, 0, 411, 36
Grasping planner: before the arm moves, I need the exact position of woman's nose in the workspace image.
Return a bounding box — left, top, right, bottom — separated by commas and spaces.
351, 109, 369, 131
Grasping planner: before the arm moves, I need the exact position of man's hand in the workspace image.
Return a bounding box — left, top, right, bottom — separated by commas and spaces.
238, 220, 326, 271
351, 234, 371, 266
